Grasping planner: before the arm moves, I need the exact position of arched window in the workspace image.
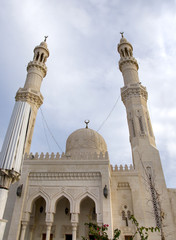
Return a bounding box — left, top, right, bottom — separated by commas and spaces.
138, 116, 144, 134
122, 210, 126, 220
125, 47, 129, 57
40, 53, 44, 62
121, 49, 124, 57
36, 52, 40, 61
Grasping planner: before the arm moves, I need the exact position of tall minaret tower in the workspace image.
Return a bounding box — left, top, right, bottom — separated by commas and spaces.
117, 34, 175, 239
0, 38, 49, 239
118, 33, 156, 159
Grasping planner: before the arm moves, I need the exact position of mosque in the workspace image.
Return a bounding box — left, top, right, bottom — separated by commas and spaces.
0, 36, 176, 240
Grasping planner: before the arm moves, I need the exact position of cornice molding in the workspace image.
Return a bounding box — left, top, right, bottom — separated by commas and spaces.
121, 84, 148, 103
27, 61, 47, 77
119, 57, 139, 72
29, 172, 101, 180
15, 88, 43, 108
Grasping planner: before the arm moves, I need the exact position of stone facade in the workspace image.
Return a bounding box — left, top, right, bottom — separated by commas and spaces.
1, 37, 176, 240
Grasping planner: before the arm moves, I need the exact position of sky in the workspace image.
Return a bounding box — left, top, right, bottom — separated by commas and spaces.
0, 0, 176, 188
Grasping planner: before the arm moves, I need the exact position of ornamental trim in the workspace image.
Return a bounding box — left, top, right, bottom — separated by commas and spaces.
119, 57, 139, 71
29, 172, 101, 180
15, 88, 43, 108
121, 85, 148, 103
27, 61, 47, 77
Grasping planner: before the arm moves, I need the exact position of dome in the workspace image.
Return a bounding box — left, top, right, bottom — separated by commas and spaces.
40, 41, 48, 48
66, 128, 107, 155
120, 37, 128, 44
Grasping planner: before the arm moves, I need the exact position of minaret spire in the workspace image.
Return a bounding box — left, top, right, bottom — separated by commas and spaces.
0, 39, 49, 238
117, 35, 155, 152
117, 37, 175, 234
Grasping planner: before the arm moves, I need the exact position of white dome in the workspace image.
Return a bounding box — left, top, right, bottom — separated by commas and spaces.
66, 128, 107, 155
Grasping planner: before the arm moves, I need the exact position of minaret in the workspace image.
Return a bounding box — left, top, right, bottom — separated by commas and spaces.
117, 34, 156, 168
117, 34, 175, 239
0, 38, 49, 239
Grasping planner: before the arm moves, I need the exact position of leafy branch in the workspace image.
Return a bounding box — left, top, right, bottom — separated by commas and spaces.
82, 222, 121, 240
130, 215, 160, 240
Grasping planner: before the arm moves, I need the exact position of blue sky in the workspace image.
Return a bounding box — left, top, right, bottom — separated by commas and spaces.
0, 0, 176, 187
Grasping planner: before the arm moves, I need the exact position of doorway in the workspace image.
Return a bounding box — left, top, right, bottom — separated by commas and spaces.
65, 234, 72, 240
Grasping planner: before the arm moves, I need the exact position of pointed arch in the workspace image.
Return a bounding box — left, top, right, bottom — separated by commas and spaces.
125, 47, 129, 57
26, 189, 50, 213
36, 52, 40, 61
40, 53, 44, 62
76, 191, 99, 214
51, 191, 74, 213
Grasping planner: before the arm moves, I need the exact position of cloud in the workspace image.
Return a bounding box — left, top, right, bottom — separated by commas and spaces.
0, 0, 176, 188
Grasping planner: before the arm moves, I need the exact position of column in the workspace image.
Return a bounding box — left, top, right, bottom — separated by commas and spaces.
46, 223, 52, 240
0, 188, 8, 219
29, 225, 35, 240
71, 213, 78, 240
45, 212, 54, 240
19, 221, 28, 240
72, 223, 77, 240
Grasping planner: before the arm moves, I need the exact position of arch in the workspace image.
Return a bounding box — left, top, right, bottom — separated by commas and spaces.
26, 189, 50, 213
40, 53, 44, 62
51, 191, 74, 214
125, 47, 129, 57
129, 49, 132, 57
76, 191, 99, 214
121, 49, 124, 57
36, 52, 40, 61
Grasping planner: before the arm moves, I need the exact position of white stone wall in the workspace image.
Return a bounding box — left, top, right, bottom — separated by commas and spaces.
5, 156, 112, 240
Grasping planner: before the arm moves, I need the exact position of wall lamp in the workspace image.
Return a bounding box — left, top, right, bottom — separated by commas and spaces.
103, 185, 108, 198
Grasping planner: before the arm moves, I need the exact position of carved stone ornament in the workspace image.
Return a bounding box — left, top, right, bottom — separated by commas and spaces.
119, 57, 139, 72
121, 84, 148, 103
27, 61, 47, 77
15, 88, 43, 108
0, 169, 20, 189
29, 172, 101, 180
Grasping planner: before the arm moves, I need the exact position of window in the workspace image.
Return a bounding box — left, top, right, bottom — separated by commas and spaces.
65, 234, 72, 240
40, 53, 44, 62
89, 235, 94, 240
121, 49, 124, 57
36, 52, 39, 61
138, 116, 144, 134
42, 233, 53, 240
131, 119, 136, 137
125, 236, 132, 240
125, 47, 129, 57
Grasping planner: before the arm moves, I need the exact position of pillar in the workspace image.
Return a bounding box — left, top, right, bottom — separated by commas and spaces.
46, 223, 52, 240
72, 223, 77, 240
29, 225, 35, 240
71, 213, 78, 240
19, 221, 28, 240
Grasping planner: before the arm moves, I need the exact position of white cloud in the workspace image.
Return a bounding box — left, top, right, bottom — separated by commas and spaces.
0, 0, 176, 188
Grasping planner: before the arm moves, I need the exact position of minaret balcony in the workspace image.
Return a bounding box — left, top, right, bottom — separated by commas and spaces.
121, 83, 148, 103
15, 88, 43, 108
27, 60, 47, 77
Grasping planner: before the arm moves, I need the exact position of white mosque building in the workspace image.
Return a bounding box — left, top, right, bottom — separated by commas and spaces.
0, 36, 176, 240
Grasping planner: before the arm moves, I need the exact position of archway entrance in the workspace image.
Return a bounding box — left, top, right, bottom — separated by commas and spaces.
53, 196, 71, 239
79, 196, 97, 240
28, 196, 48, 240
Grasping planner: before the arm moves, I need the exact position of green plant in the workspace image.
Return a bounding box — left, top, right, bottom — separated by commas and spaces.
81, 222, 121, 240
82, 216, 160, 240
130, 215, 160, 240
